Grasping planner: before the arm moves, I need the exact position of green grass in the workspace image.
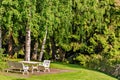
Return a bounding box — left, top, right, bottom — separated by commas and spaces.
0, 62, 117, 80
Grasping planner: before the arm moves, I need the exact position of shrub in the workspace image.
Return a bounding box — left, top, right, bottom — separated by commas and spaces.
0, 62, 7, 71
75, 53, 120, 79
75, 54, 90, 66
0, 48, 5, 61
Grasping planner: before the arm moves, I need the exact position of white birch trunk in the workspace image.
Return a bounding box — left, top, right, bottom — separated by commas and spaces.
25, 7, 31, 61
25, 27, 31, 61
39, 28, 47, 61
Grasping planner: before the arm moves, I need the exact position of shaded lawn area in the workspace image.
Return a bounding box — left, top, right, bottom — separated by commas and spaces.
0, 62, 117, 80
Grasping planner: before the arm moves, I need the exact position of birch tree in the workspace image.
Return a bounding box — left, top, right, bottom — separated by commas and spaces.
39, 27, 47, 61
19, 0, 37, 61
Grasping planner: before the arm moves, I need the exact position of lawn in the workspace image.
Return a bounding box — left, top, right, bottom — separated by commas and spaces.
0, 62, 117, 80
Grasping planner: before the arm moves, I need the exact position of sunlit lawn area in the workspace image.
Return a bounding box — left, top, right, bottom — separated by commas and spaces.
0, 62, 117, 80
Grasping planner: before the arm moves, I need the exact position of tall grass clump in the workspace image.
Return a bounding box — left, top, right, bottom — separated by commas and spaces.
0, 48, 7, 71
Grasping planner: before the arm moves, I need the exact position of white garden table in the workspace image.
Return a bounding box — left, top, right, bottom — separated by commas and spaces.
20, 61, 41, 73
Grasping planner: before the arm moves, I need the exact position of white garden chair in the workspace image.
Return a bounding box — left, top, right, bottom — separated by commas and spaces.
38, 60, 51, 72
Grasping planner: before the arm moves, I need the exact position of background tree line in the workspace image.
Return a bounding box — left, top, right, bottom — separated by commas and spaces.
0, 0, 120, 74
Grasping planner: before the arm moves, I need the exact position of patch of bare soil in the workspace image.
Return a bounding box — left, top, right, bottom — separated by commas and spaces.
32, 68, 72, 75
0, 68, 72, 78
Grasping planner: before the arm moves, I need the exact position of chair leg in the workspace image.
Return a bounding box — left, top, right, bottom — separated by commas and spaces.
23, 69, 29, 75
6, 70, 8, 73
22, 71, 24, 75
48, 68, 50, 72
44, 68, 50, 72
37, 68, 39, 72
26, 70, 29, 75
43, 69, 45, 72
31, 69, 33, 74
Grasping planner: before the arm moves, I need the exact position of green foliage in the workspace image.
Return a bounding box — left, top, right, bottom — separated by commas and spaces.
0, 48, 8, 71
44, 51, 51, 60
13, 52, 17, 59
0, 62, 7, 71
0, 48, 5, 61
71, 42, 81, 52
60, 43, 71, 51
75, 54, 89, 66
18, 49, 24, 55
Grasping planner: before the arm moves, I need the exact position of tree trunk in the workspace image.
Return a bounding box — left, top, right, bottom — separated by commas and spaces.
0, 27, 2, 48
39, 28, 47, 61
8, 32, 13, 58
50, 35, 56, 60
58, 47, 65, 62
31, 41, 38, 60
8, 37, 13, 57
25, 27, 31, 61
